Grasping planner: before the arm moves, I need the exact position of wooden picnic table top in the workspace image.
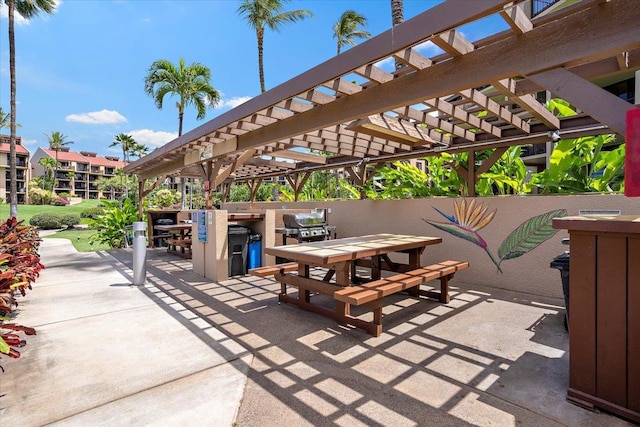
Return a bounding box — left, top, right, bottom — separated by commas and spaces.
153, 223, 193, 232
265, 233, 442, 265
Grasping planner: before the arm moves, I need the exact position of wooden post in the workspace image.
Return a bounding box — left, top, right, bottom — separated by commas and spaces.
625, 108, 640, 197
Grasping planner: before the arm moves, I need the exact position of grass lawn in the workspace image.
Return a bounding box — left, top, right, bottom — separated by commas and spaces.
1, 199, 102, 224
41, 228, 112, 252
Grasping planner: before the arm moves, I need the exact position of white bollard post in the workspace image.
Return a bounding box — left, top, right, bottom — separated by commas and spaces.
132, 221, 147, 286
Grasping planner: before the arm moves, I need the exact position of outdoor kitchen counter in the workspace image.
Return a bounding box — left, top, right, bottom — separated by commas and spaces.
553, 215, 640, 423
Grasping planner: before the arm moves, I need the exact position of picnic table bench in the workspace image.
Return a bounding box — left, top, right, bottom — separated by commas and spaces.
250, 234, 469, 336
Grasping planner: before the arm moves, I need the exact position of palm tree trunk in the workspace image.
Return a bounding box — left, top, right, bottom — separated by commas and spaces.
178, 111, 184, 137
8, 0, 18, 218
391, 0, 405, 71
257, 28, 266, 93
51, 150, 58, 201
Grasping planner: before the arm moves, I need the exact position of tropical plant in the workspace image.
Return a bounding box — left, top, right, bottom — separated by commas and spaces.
0, 217, 42, 367
130, 142, 149, 159
110, 133, 136, 163
237, 0, 313, 93
38, 156, 57, 192
151, 188, 180, 208
333, 10, 370, 55
45, 131, 73, 200
5, 0, 57, 219
528, 98, 624, 193
528, 135, 624, 193
88, 198, 138, 248
144, 58, 220, 136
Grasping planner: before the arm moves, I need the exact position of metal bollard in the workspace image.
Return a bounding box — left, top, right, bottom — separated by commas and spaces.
132, 221, 147, 286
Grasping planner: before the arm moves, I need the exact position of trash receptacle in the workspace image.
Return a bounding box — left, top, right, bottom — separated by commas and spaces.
550, 249, 570, 331
228, 226, 250, 276
248, 234, 262, 270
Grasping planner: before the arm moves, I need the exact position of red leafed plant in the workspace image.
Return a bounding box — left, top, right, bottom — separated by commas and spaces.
0, 217, 43, 371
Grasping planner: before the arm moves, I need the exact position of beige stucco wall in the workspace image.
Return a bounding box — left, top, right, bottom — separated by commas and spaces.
225, 194, 640, 299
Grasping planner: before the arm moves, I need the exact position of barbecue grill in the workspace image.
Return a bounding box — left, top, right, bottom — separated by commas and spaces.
276, 211, 336, 243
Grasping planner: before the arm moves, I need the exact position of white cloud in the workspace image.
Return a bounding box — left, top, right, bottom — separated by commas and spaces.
0, 0, 60, 25
66, 109, 127, 125
128, 129, 178, 148
414, 40, 445, 56
374, 57, 395, 71
22, 138, 37, 146
214, 96, 252, 110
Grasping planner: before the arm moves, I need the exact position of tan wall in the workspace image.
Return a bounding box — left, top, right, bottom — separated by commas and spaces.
225, 194, 640, 299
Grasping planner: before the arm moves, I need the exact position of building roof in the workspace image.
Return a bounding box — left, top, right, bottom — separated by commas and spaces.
123, 0, 639, 185
42, 148, 89, 163
88, 155, 126, 168
0, 135, 29, 155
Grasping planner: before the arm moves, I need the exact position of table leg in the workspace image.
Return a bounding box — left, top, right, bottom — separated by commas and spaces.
408, 249, 421, 297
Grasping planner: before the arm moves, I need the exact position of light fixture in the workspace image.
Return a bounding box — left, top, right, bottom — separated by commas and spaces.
346, 114, 434, 146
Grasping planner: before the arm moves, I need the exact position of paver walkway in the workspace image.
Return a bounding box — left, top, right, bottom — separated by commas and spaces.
0, 238, 250, 426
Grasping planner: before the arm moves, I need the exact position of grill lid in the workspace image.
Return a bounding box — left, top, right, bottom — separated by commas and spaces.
283, 212, 326, 229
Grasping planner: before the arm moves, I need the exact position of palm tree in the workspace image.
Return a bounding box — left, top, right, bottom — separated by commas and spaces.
131, 143, 149, 159
38, 156, 56, 193
0, 107, 9, 129
333, 10, 370, 55
237, 0, 313, 93
390, 0, 404, 70
6, 0, 56, 218
45, 131, 73, 199
110, 133, 136, 163
144, 58, 220, 137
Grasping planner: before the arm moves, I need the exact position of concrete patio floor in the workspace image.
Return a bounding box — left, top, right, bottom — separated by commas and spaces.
1, 239, 634, 426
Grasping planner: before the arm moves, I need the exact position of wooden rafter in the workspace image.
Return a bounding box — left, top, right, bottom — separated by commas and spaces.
492, 78, 560, 129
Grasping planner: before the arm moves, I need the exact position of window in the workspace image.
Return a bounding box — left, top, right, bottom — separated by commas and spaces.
531, 0, 560, 17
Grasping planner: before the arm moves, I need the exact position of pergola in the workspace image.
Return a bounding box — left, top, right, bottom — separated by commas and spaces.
124, 0, 640, 213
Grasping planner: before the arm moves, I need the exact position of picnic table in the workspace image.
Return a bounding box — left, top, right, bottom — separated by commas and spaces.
154, 223, 193, 259
252, 234, 468, 336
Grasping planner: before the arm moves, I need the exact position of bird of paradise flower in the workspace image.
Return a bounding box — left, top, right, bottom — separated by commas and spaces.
424, 199, 503, 272
423, 200, 567, 274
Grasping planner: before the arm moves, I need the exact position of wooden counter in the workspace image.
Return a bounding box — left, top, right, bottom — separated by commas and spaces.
553, 215, 640, 423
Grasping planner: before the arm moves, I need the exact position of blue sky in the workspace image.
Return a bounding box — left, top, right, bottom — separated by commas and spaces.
0, 0, 507, 158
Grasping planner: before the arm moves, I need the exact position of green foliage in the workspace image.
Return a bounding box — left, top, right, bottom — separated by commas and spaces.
29, 212, 78, 229
29, 213, 64, 229
80, 207, 105, 219
88, 198, 139, 248
60, 214, 81, 228
28, 186, 53, 205
528, 134, 624, 193
229, 184, 251, 202
150, 188, 180, 208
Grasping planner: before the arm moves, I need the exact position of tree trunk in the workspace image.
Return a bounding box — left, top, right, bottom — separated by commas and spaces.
257, 28, 265, 93
8, 0, 18, 218
390, 0, 405, 71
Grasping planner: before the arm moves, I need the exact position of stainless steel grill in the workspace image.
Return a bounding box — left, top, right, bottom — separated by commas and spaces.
276, 211, 336, 243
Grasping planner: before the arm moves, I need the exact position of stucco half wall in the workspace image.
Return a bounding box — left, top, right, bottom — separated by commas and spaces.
225, 194, 639, 299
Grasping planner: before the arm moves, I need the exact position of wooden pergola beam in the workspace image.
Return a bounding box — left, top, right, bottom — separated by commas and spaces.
526, 67, 634, 136
231, 1, 638, 154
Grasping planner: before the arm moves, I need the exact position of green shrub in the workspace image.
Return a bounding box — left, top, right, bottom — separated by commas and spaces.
60, 214, 81, 228
89, 198, 138, 248
29, 213, 63, 229
80, 207, 105, 219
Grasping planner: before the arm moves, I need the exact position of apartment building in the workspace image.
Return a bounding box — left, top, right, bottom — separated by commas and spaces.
30, 147, 126, 200
0, 134, 30, 204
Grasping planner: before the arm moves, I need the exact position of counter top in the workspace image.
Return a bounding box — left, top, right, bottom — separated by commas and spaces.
553, 215, 640, 234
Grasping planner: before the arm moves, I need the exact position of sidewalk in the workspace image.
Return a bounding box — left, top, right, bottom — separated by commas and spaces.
0, 238, 250, 426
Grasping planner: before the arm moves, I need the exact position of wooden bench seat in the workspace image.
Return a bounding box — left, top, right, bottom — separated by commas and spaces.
249, 262, 299, 277
334, 260, 469, 336
166, 238, 192, 247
